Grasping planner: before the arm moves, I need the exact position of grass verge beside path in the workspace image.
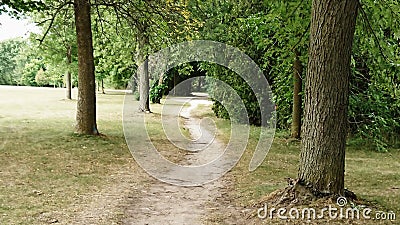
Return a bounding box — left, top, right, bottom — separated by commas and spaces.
0, 86, 141, 224
192, 102, 400, 224
0, 86, 199, 224
0, 86, 398, 224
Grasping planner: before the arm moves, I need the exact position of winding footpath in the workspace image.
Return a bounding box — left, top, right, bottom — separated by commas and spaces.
123, 96, 227, 225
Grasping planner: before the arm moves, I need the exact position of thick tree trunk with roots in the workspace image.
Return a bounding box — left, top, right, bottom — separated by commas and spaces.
298, 0, 358, 195
291, 50, 302, 139
74, 0, 98, 134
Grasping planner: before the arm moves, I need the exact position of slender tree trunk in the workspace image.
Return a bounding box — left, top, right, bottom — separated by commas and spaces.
291, 50, 302, 139
66, 45, 72, 100
197, 76, 203, 91
101, 79, 105, 94
66, 71, 72, 99
137, 31, 150, 112
158, 73, 164, 86
173, 71, 178, 96
298, 0, 358, 195
74, 0, 98, 134
156, 46, 169, 91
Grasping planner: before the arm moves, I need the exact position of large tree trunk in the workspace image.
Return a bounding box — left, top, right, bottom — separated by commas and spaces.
291, 50, 302, 139
74, 0, 98, 134
66, 45, 72, 100
298, 0, 358, 195
137, 32, 150, 112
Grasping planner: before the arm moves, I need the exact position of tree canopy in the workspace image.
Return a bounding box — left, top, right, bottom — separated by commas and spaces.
0, 0, 398, 148
0, 0, 46, 16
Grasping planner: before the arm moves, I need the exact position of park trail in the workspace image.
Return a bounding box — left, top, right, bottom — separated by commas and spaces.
122, 95, 231, 225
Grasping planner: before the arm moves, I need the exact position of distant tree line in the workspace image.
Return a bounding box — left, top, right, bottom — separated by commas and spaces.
0, 0, 398, 149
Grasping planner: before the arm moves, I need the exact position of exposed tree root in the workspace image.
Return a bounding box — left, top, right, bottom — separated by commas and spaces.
256, 178, 358, 208
243, 179, 381, 224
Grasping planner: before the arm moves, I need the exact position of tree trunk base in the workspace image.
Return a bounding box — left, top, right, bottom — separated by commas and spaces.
138, 109, 152, 114
258, 178, 357, 208
73, 130, 100, 136
244, 180, 380, 224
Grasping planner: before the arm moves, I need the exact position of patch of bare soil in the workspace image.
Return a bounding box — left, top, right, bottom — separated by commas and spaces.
35, 161, 146, 225
69, 164, 143, 224
69, 96, 238, 224
121, 97, 233, 224
40, 93, 391, 225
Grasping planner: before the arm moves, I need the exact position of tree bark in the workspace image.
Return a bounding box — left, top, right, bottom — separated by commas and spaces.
298, 0, 358, 195
291, 50, 302, 139
101, 79, 105, 94
74, 0, 98, 134
197, 76, 203, 92
66, 45, 72, 100
137, 31, 150, 112
173, 71, 178, 96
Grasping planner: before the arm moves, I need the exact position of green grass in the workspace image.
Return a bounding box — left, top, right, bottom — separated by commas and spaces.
0, 87, 194, 224
0, 86, 398, 224
193, 103, 400, 224
0, 86, 137, 224
143, 104, 190, 164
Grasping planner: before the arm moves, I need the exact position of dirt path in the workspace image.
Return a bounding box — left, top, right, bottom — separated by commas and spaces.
122, 96, 228, 225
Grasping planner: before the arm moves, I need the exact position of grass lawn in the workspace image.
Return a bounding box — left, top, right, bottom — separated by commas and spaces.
0, 86, 140, 224
204, 109, 400, 224
0, 86, 398, 224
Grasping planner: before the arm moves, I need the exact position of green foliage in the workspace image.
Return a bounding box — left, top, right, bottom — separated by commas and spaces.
93, 21, 136, 89
34, 68, 45, 86
29, 4, 78, 88
347, 0, 400, 151
200, 63, 260, 125
150, 82, 167, 104
0, 0, 46, 17
149, 65, 190, 103
3, 0, 398, 150
189, 0, 310, 127
189, 0, 399, 150
133, 91, 140, 101
236, 3, 310, 128
0, 35, 74, 87
0, 39, 25, 85
19, 55, 43, 86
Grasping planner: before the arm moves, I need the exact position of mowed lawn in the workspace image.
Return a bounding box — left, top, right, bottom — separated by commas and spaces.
0, 86, 141, 224
195, 104, 400, 224
0, 85, 399, 224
